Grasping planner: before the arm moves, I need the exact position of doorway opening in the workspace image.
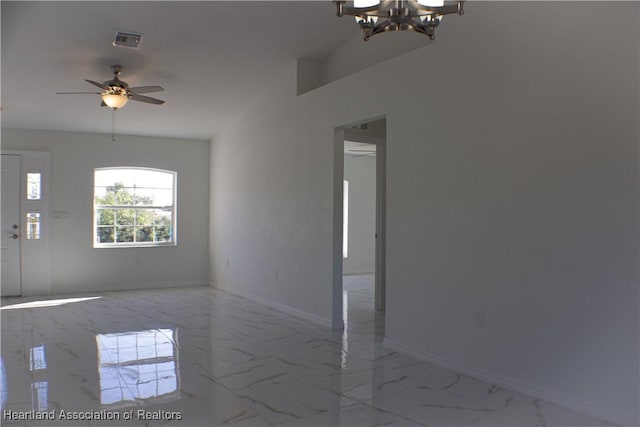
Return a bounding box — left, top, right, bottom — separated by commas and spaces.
332, 118, 386, 336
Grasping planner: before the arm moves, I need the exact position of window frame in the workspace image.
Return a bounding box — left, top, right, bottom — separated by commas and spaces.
93, 167, 177, 248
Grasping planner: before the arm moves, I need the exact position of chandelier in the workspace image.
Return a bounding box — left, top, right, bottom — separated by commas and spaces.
334, 0, 463, 41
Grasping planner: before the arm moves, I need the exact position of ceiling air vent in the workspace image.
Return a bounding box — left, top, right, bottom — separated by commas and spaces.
113, 31, 142, 49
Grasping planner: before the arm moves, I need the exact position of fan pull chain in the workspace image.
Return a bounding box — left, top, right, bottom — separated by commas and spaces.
111, 108, 116, 142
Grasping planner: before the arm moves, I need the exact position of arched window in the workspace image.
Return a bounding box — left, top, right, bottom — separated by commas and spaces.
94, 168, 176, 247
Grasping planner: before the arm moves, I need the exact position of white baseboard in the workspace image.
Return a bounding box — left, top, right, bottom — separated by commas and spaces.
383, 338, 634, 427
211, 283, 333, 329
27, 281, 208, 297
114, 280, 208, 291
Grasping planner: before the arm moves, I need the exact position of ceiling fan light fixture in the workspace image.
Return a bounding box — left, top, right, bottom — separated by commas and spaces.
57, 65, 164, 109
101, 92, 129, 109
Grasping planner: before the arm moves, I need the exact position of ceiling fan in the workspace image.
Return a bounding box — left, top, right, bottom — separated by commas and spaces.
56, 65, 164, 109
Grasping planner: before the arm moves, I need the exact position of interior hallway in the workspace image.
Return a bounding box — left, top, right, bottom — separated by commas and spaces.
1, 284, 617, 426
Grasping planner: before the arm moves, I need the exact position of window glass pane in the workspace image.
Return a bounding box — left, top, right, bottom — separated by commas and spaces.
116, 226, 134, 243
97, 227, 115, 244
26, 213, 41, 240
116, 209, 135, 226
27, 173, 41, 200
96, 209, 115, 225
135, 210, 154, 226
94, 186, 108, 200
155, 210, 172, 225
95, 169, 173, 189
154, 210, 173, 242
134, 188, 173, 206
95, 184, 136, 206
155, 227, 171, 242
135, 227, 154, 242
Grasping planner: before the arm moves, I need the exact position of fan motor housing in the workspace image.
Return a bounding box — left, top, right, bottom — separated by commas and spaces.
105, 79, 128, 90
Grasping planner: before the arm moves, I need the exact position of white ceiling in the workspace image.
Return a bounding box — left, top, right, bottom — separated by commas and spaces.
1, 1, 359, 140
344, 140, 376, 156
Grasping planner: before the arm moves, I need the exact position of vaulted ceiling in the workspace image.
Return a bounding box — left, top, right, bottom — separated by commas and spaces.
1, 1, 362, 140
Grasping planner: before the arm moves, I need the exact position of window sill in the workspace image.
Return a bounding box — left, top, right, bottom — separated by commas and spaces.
93, 242, 177, 249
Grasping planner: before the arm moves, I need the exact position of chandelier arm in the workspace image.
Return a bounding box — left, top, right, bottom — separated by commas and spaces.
406, 23, 436, 38
371, 20, 435, 37
367, 19, 394, 37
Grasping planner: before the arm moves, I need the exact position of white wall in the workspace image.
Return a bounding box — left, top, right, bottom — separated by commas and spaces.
343, 155, 376, 275
209, 2, 639, 425
3, 128, 210, 295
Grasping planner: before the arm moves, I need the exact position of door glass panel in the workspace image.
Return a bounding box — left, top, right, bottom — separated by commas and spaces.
26, 213, 41, 240
27, 173, 41, 200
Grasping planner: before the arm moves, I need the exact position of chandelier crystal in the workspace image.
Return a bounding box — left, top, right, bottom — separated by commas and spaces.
335, 0, 463, 41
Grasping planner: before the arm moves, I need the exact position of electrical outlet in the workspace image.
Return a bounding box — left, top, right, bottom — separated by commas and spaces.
473, 307, 485, 328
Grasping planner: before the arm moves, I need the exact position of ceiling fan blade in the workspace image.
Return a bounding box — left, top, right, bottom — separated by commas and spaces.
129, 86, 164, 94
130, 93, 164, 105
85, 79, 108, 90
56, 91, 101, 94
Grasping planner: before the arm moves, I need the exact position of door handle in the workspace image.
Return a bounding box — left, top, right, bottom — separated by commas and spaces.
10, 234, 19, 240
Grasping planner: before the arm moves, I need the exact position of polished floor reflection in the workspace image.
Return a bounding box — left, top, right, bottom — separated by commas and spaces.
1, 276, 617, 426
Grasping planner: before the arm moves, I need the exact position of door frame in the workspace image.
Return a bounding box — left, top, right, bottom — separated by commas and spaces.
332, 117, 387, 329
1, 150, 51, 296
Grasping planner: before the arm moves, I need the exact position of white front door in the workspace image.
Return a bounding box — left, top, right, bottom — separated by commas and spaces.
1, 154, 22, 296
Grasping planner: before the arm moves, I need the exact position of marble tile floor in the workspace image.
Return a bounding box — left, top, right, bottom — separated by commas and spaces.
0, 275, 618, 427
